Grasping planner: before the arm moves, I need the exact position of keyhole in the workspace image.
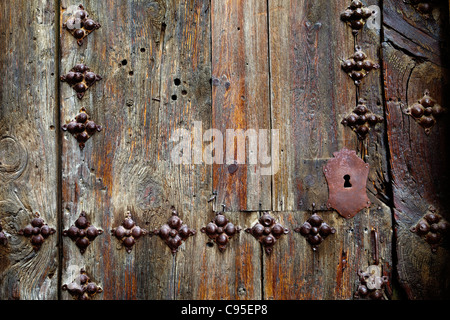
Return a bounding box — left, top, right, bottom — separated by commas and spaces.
343, 174, 352, 188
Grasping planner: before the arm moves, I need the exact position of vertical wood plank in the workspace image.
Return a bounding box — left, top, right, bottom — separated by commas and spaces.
211, 0, 271, 212
59, 0, 172, 299
266, 0, 393, 299
382, 0, 450, 299
269, 0, 357, 212
0, 0, 59, 299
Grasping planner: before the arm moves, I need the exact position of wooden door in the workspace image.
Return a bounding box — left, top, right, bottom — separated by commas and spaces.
0, 0, 448, 300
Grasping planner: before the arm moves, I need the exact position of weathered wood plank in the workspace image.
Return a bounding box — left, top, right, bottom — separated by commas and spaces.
382, 0, 450, 299
269, 0, 357, 212
59, 0, 172, 300
0, 0, 59, 300
266, 0, 392, 299
211, 0, 272, 212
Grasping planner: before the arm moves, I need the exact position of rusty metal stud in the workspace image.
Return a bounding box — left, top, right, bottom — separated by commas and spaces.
0, 224, 7, 246
341, 99, 383, 140
62, 4, 101, 46
341, 46, 379, 86
404, 90, 445, 135
153, 207, 196, 254
61, 107, 102, 150
323, 148, 371, 219
60, 64, 102, 99
201, 212, 241, 252
18, 212, 56, 251
63, 211, 103, 254
245, 212, 289, 255
62, 268, 102, 300
340, 0, 373, 35
410, 205, 449, 253
111, 211, 148, 253
295, 204, 336, 252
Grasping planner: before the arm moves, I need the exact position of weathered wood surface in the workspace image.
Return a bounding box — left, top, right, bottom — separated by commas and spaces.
266, 0, 392, 299
0, 0, 449, 300
382, 0, 450, 299
211, 0, 271, 212
0, 0, 59, 299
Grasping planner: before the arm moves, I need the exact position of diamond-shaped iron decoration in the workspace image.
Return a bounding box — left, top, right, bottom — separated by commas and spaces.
62, 268, 103, 300
153, 207, 196, 254
323, 148, 371, 219
18, 212, 56, 251
201, 212, 241, 252
63, 211, 103, 254
410, 205, 449, 253
0, 224, 7, 246
295, 205, 336, 252
341, 46, 379, 86
404, 90, 445, 135
62, 107, 102, 150
63, 4, 101, 46
340, 0, 373, 35
60, 63, 102, 99
245, 213, 289, 255
341, 98, 383, 139
112, 211, 148, 253
354, 265, 388, 300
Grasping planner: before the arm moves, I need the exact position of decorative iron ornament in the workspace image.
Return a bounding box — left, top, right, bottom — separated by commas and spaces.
295, 204, 336, 252
63, 211, 103, 254
62, 268, 103, 300
62, 107, 103, 150
63, 4, 101, 46
18, 212, 56, 251
410, 205, 449, 253
112, 211, 148, 253
323, 148, 370, 219
245, 213, 289, 255
404, 90, 445, 135
341, 46, 379, 86
201, 212, 241, 252
341, 99, 383, 139
60, 63, 102, 99
153, 207, 196, 254
340, 0, 373, 35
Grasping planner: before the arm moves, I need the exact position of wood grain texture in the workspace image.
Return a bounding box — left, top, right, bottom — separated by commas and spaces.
382, 0, 450, 299
0, 0, 59, 300
211, 0, 271, 212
